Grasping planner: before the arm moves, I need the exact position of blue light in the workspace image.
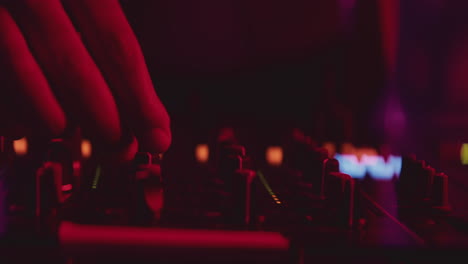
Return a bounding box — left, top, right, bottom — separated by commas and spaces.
334, 154, 366, 179
366, 156, 396, 180
334, 154, 402, 180
389, 155, 402, 176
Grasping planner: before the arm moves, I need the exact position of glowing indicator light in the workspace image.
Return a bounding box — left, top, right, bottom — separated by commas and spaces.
92, 165, 102, 189
461, 144, 468, 165
257, 170, 283, 205
335, 154, 366, 178
195, 144, 209, 163
13, 137, 28, 156
81, 139, 92, 159
266, 146, 283, 166
334, 154, 401, 180
355, 147, 378, 162
366, 155, 402, 180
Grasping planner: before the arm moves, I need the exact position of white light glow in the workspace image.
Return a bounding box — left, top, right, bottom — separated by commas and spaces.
334, 153, 402, 180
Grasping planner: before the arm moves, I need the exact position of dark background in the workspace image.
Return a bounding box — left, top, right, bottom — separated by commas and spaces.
118, 1, 468, 161
118, 0, 468, 217
119, 0, 386, 148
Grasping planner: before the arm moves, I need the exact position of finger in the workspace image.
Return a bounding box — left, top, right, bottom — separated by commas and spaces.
62, 0, 171, 153
0, 7, 65, 138
6, 0, 122, 146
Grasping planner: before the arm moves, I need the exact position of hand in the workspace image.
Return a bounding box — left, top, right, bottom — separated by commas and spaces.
0, 0, 171, 160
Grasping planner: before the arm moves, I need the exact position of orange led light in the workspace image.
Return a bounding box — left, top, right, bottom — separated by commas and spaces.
81, 139, 92, 159
13, 137, 28, 156
195, 144, 209, 163
266, 146, 283, 166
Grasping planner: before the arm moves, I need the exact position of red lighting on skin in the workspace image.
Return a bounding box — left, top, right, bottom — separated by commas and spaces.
266, 146, 283, 166
195, 144, 209, 163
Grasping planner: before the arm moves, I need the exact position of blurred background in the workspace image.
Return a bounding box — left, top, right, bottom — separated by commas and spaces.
117, 0, 468, 214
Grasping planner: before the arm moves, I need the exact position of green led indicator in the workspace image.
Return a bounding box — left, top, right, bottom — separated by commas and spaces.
92, 165, 102, 189
461, 144, 468, 165
257, 170, 282, 204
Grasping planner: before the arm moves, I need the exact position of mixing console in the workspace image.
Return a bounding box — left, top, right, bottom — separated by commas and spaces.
1, 129, 468, 264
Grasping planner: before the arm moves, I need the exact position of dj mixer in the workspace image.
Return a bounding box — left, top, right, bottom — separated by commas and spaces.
1, 128, 468, 264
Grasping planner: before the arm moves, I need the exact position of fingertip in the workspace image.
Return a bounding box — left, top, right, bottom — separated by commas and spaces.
94, 134, 139, 164
137, 127, 172, 154
41, 110, 67, 139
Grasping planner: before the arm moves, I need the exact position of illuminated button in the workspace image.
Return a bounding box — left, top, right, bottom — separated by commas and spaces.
365, 155, 398, 180
266, 146, 283, 166
334, 154, 366, 179
13, 137, 27, 156
334, 153, 402, 180
461, 143, 468, 165
81, 139, 92, 159
195, 144, 209, 163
